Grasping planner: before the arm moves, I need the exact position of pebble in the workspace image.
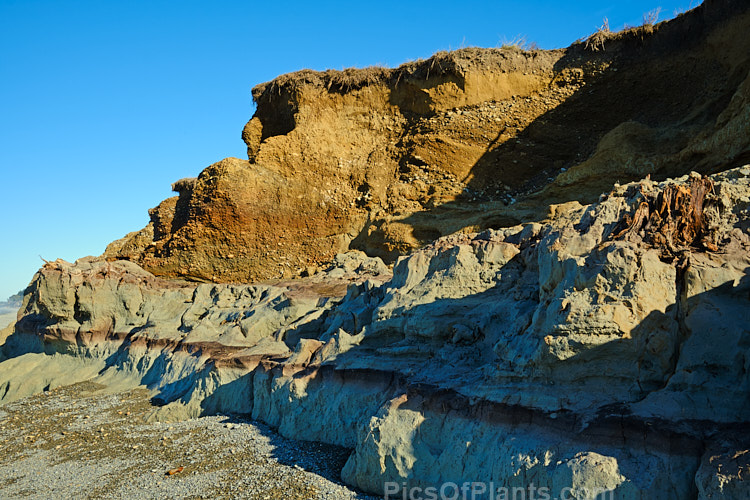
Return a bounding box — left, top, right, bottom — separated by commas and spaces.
0, 382, 376, 499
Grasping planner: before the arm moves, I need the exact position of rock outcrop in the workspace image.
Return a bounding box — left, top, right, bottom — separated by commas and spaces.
3, 168, 749, 498
105, 0, 750, 283
2, 1, 750, 498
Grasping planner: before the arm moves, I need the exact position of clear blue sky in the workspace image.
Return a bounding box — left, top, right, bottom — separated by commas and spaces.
0, 0, 696, 300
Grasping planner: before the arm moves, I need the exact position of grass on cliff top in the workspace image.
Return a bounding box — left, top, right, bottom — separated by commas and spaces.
252, 45, 536, 99
253, 4, 698, 99
582, 7, 665, 52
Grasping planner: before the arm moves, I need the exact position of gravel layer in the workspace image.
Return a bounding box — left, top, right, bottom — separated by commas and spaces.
0, 382, 379, 499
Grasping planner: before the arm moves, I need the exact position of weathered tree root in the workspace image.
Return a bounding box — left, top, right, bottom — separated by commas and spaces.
610, 175, 717, 262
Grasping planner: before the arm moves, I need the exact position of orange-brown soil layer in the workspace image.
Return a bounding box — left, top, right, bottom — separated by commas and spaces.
105, 0, 750, 283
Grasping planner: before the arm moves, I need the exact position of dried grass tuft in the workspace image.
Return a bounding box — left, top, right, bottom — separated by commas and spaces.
642, 7, 662, 26
583, 7, 666, 52
585, 17, 611, 52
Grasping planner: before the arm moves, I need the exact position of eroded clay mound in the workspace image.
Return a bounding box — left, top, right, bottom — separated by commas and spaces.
4, 167, 749, 498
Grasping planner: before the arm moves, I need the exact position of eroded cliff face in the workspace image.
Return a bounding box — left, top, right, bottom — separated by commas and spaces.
105, 0, 750, 283
3, 168, 749, 498
3, 1, 750, 498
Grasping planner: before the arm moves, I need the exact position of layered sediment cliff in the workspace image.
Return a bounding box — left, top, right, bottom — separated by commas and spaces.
105, 0, 750, 283
3, 168, 750, 497
2, 1, 750, 498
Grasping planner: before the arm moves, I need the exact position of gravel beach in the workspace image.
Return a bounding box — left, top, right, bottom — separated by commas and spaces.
0, 312, 16, 330
0, 382, 380, 499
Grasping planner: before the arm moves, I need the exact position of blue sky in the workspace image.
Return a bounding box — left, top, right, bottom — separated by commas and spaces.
0, 0, 697, 300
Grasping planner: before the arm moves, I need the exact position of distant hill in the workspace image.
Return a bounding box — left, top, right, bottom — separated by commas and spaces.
0, 290, 23, 314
